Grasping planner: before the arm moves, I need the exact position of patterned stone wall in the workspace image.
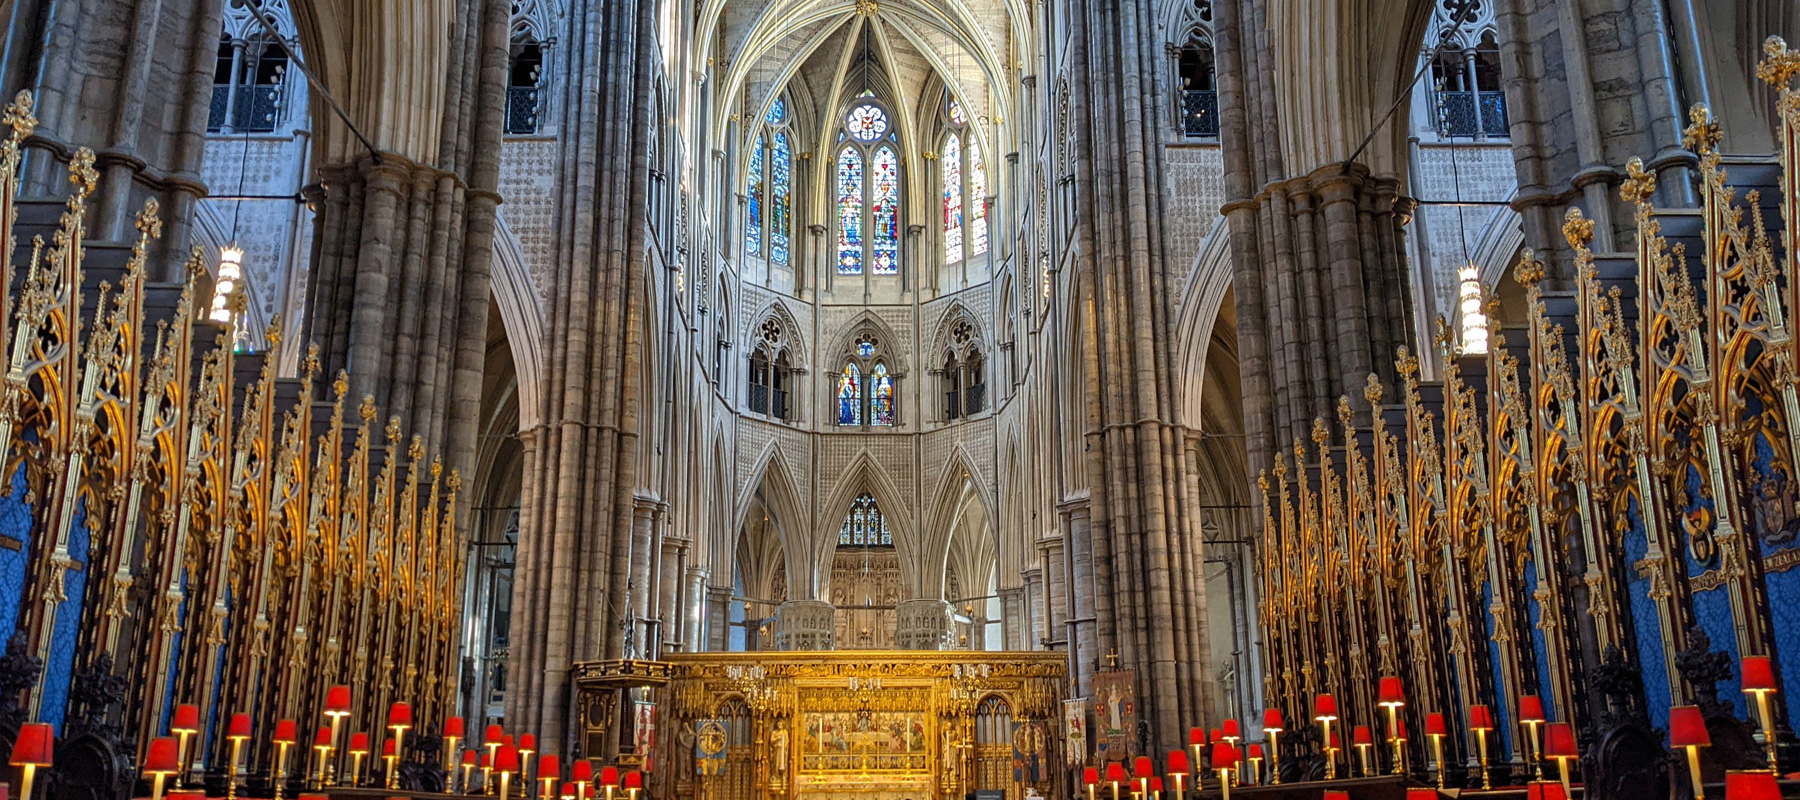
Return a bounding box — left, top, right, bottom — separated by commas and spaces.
1162, 144, 1225, 272
1411, 142, 1516, 320
498, 138, 561, 303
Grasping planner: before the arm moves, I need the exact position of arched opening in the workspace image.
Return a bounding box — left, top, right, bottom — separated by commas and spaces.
830, 492, 901, 648
1429, 30, 1507, 139
1178, 37, 1218, 138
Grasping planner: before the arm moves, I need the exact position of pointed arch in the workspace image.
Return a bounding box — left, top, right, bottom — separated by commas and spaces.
915, 445, 998, 599
735, 441, 816, 598
812, 452, 916, 586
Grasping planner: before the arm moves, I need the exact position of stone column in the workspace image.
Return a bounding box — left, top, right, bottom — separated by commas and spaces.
706, 586, 734, 652
681, 567, 710, 653
1060, 499, 1095, 695
895, 599, 956, 651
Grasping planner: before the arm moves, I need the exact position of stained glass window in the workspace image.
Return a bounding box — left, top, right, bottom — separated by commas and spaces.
969, 139, 988, 257
836, 147, 864, 275
838, 493, 891, 546
847, 104, 889, 142
745, 135, 764, 256
838, 363, 863, 425
872, 146, 899, 274
856, 335, 877, 358
771, 134, 792, 266
944, 132, 964, 265
766, 97, 786, 125
949, 97, 967, 126
871, 363, 895, 426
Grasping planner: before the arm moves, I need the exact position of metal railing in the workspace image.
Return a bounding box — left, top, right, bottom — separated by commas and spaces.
506, 86, 541, 134
208, 84, 284, 133
1435, 90, 1509, 138
1182, 90, 1219, 138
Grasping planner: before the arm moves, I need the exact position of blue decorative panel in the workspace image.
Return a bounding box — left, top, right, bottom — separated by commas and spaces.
0, 463, 31, 646
1677, 464, 1747, 717
1748, 432, 1800, 724
39, 500, 88, 732
1523, 561, 1557, 724
1621, 496, 1672, 728
1483, 584, 1514, 757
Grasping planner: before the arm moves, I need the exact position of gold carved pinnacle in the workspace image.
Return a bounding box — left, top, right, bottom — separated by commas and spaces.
333, 370, 350, 399
135, 200, 164, 240
385, 415, 402, 442
1759, 37, 1800, 89
430, 457, 443, 480
1619, 157, 1656, 205
1562, 207, 1595, 249
446, 468, 462, 494
304, 344, 321, 375
68, 148, 98, 197
1272, 451, 1288, 482
1512, 251, 1544, 287
1312, 416, 1330, 445
3, 91, 36, 142
1364, 373, 1383, 406
358, 395, 377, 422
1337, 396, 1353, 430
1682, 105, 1722, 155
1395, 346, 1418, 380
408, 435, 425, 462
1256, 470, 1269, 494
264, 314, 284, 351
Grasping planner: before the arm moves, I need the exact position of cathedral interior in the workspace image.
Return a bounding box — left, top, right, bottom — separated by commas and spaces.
0, 0, 1794, 798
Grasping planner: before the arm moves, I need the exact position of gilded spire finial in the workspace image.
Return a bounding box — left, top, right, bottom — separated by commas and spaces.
1758, 36, 1800, 89
68, 148, 98, 198
358, 395, 377, 422
1363, 373, 1383, 406
1312, 416, 1331, 445
1562, 206, 1595, 249
1682, 104, 1722, 155
3, 91, 36, 143
1512, 250, 1543, 288
135, 199, 164, 240
264, 314, 284, 351
385, 415, 402, 442
1619, 157, 1656, 205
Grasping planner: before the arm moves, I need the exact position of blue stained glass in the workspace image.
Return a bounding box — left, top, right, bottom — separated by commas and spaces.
970, 139, 988, 257
838, 494, 889, 546
766, 97, 786, 125
949, 97, 967, 126
847, 105, 888, 142
857, 339, 876, 358
944, 133, 964, 264
871, 146, 899, 274
772, 134, 792, 266
871, 363, 894, 426
838, 363, 863, 425
837, 148, 864, 275
745, 135, 765, 256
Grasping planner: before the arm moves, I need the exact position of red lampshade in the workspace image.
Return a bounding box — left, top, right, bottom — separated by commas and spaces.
1222, 718, 1241, 739
539, 754, 561, 779
1325, 793, 1350, 800
1468, 704, 1495, 731
485, 723, 505, 746
1544, 723, 1577, 758
274, 719, 298, 744
383, 738, 397, 757
1378, 676, 1406, 707
1330, 731, 1342, 750
227, 713, 252, 740
601, 766, 621, 786
388, 702, 413, 727
562, 783, 576, 799
1167, 750, 1189, 775
1149, 778, 1162, 793
1247, 744, 1263, 760
1210, 728, 1222, 744
1668, 705, 1710, 748
1743, 656, 1779, 693
1519, 695, 1546, 724
314, 727, 333, 747
573, 760, 594, 781
1526, 781, 1569, 800
1725, 770, 1782, 800
1188, 727, 1207, 746
1392, 717, 1408, 740
495, 744, 520, 772
1133, 756, 1154, 779
11, 722, 52, 767
1352, 725, 1374, 746
1424, 712, 1447, 737
1407, 791, 1441, 800
1083, 767, 1100, 786
144, 737, 181, 774
1314, 693, 1338, 720
462, 749, 478, 766
1210, 743, 1239, 769
445, 717, 466, 738
1105, 762, 1126, 783
503, 735, 515, 748
480, 753, 491, 768
325, 685, 352, 715
520, 733, 537, 752
623, 771, 642, 790
1262, 708, 1284, 732
172, 703, 200, 733
167, 793, 207, 800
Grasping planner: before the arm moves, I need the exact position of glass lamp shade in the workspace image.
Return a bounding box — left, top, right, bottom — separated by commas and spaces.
144, 737, 181, 774
1262, 708, 1285, 732
11, 722, 52, 766
1544, 723, 1577, 758
495, 744, 520, 772
1166, 750, 1189, 775
172, 704, 201, 734
1668, 705, 1710, 748
1725, 770, 1781, 800
325, 685, 351, 715
1519, 695, 1546, 723
1424, 712, 1447, 737
1378, 676, 1406, 707
1314, 694, 1338, 721
1743, 656, 1778, 693
1468, 704, 1495, 731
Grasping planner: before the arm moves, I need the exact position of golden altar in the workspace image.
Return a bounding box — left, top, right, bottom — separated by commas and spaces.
578, 651, 1065, 800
